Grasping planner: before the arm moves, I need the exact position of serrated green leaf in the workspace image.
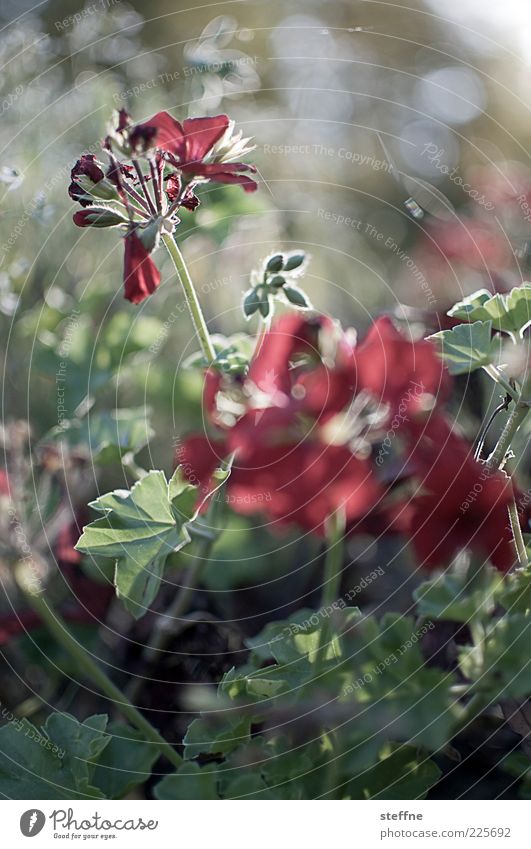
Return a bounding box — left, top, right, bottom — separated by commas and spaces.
155, 763, 219, 799
414, 569, 504, 623
500, 565, 531, 614
0, 713, 110, 800
183, 715, 251, 760
449, 285, 531, 337
429, 320, 496, 374
346, 745, 441, 799
42, 408, 154, 466
76, 468, 226, 619
460, 613, 531, 699
92, 722, 159, 799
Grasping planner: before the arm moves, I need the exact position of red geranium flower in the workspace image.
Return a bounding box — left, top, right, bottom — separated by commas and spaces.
355, 316, 449, 421
177, 314, 381, 533
401, 416, 520, 572
136, 111, 258, 192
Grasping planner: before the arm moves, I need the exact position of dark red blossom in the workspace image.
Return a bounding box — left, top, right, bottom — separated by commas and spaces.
401, 416, 519, 572
136, 111, 258, 192
178, 314, 381, 533
178, 434, 381, 533
247, 313, 357, 419
355, 316, 449, 420
123, 231, 161, 304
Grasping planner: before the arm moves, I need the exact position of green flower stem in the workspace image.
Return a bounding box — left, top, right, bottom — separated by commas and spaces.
315, 508, 346, 674
162, 233, 216, 364
142, 535, 213, 664
16, 565, 183, 771
486, 401, 530, 568
508, 499, 528, 569
483, 365, 520, 402
485, 401, 529, 472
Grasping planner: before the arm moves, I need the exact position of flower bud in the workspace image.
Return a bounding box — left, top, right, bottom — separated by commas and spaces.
266, 254, 284, 273
284, 252, 306, 271
269, 275, 285, 288
73, 207, 129, 228
284, 285, 310, 309
75, 174, 120, 202
243, 287, 261, 318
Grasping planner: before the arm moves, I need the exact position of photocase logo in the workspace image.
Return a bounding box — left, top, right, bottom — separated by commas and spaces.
20, 810, 46, 837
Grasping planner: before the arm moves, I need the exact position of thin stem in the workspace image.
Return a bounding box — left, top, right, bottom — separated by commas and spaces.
149, 158, 162, 213
483, 365, 520, 402
484, 400, 529, 569
144, 537, 212, 663
315, 508, 346, 674
508, 499, 528, 568
162, 233, 216, 363
133, 160, 157, 216
16, 566, 182, 770
485, 401, 529, 472
121, 181, 151, 216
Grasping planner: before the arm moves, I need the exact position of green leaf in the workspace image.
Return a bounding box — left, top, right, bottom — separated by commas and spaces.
346, 745, 441, 799
0, 713, 110, 800
76, 467, 227, 619
283, 285, 311, 309
266, 253, 284, 273
429, 321, 496, 374
460, 613, 531, 699
414, 569, 504, 623
340, 614, 457, 750
43, 407, 154, 465
283, 252, 306, 271
155, 763, 219, 799
183, 715, 251, 760
92, 722, 159, 799
499, 564, 531, 614
449, 285, 531, 337
243, 287, 261, 318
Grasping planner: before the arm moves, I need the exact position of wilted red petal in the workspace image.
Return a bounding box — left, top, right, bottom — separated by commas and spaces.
123, 233, 161, 304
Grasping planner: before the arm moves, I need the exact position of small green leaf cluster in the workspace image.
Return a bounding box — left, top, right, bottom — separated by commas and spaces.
243, 251, 312, 319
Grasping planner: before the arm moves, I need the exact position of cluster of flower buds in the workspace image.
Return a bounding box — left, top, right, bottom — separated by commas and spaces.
69, 109, 257, 303
243, 251, 311, 319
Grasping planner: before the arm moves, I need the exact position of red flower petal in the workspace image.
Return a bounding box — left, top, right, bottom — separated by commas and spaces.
356, 316, 449, 420
181, 115, 230, 163
123, 233, 161, 304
